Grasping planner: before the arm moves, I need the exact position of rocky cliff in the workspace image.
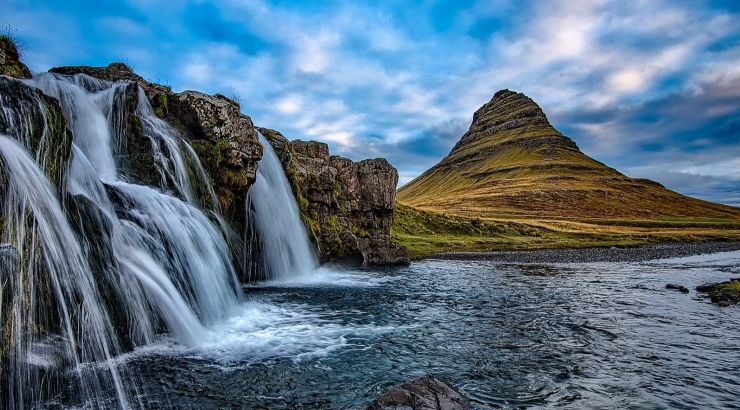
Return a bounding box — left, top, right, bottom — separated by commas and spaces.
259, 127, 410, 266
49, 63, 263, 230
46, 63, 408, 267
398, 89, 740, 220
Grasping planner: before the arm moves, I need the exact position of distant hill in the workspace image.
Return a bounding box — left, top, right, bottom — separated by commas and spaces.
397, 89, 740, 220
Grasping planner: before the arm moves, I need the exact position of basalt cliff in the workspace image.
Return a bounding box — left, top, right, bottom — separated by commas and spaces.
398, 89, 740, 220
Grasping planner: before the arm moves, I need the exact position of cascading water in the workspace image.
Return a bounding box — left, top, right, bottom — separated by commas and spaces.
0, 72, 254, 408
0, 69, 325, 408
247, 132, 319, 281
0, 136, 129, 409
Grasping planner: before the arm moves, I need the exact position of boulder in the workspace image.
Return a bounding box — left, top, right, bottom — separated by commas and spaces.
367, 375, 471, 410
259, 127, 410, 266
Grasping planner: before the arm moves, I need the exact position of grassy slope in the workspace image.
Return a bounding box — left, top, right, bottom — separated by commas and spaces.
394, 90, 740, 257
397, 91, 740, 220
391, 203, 740, 259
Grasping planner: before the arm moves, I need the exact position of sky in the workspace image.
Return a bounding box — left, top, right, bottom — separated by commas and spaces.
5, 0, 740, 205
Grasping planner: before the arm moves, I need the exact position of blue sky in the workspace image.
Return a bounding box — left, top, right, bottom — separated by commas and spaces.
6, 0, 740, 205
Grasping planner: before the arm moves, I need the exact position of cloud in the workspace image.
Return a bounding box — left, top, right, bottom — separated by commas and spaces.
4, 0, 740, 203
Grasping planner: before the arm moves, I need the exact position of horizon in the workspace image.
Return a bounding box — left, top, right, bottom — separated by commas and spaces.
6, 0, 740, 206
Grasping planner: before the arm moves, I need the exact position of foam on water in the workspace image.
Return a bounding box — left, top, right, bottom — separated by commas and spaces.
252, 266, 389, 288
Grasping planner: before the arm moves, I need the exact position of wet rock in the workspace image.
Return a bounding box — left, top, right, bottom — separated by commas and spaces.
168, 91, 262, 227
367, 375, 470, 410
0, 243, 18, 279
0, 76, 73, 191
666, 284, 689, 293
47, 63, 263, 242
259, 127, 410, 266
696, 278, 740, 306
50, 62, 170, 108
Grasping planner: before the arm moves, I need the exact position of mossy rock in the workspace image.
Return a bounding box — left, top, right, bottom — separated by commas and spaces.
0, 36, 31, 78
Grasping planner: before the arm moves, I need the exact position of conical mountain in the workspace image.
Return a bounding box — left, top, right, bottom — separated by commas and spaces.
397, 90, 740, 219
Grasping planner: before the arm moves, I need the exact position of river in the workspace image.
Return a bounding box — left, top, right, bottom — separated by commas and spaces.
83, 249, 740, 409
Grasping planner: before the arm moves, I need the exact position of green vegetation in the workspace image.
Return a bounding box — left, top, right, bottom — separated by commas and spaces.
398, 90, 740, 221
0, 24, 31, 78
391, 203, 740, 260
714, 281, 740, 292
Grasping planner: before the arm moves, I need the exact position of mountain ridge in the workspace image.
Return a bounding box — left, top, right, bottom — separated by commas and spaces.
397, 89, 740, 220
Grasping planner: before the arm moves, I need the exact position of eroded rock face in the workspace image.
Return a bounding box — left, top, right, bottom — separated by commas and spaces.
0, 76, 73, 190
169, 91, 263, 225
367, 375, 471, 410
259, 127, 410, 266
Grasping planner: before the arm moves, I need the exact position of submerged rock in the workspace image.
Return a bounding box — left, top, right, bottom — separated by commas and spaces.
259, 127, 410, 266
367, 375, 471, 410
666, 284, 689, 293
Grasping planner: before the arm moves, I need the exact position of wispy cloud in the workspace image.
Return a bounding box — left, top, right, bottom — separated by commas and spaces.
5, 0, 740, 204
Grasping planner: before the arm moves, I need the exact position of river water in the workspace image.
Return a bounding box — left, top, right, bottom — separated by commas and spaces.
68, 250, 740, 409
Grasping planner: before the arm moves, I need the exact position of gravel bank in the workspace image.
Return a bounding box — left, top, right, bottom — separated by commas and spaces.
430, 242, 740, 264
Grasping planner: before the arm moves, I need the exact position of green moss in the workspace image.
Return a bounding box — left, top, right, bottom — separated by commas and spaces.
151, 93, 169, 118
715, 282, 740, 292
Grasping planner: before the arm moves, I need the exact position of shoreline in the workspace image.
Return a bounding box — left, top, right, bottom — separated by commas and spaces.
429, 241, 740, 263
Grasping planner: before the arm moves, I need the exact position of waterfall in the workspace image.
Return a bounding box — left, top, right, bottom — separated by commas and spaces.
0, 136, 129, 409
0, 72, 250, 408
247, 132, 319, 280
0, 69, 325, 408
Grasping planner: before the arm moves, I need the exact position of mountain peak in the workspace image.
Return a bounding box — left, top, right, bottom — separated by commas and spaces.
454, 89, 552, 152
397, 89, 740, 220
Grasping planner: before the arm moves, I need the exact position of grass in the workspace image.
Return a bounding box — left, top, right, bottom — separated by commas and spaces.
391, 202, 740, 260
397, 91, 740, 222
0, 24, 31, 78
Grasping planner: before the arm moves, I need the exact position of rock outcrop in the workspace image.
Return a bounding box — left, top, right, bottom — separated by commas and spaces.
367, 375, 471, 410
168, 91, 262, 225
259, 127, 410, 266
696, 278, 740, 306
398, 89, 740, 220
0, 37, 31, 78
48, 63, 263, 229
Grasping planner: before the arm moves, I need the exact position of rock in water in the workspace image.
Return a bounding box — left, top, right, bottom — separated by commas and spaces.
367, 375, 470, 410
666, 284, 689, 293
696, 278, 740, 306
